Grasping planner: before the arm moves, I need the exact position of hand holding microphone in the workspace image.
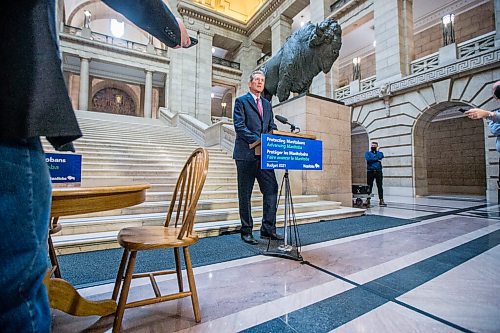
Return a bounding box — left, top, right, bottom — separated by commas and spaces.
275, 115, 300, 133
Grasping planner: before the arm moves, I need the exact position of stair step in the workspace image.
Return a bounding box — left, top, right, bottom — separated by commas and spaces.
64, 195, 321, 218
56, 201, 342, 236
53, 207, 365, 254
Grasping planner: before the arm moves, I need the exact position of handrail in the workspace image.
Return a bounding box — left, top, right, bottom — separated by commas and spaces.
62, 25, 168, 57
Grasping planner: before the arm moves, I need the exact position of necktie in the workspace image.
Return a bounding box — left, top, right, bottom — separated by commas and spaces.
256, 98, 263, 118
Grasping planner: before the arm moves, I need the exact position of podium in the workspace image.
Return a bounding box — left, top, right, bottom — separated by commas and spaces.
250, 130, 321, 261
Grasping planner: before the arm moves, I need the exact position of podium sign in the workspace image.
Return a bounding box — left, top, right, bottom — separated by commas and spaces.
45, 153, 82, 183
261, 134, 322, 170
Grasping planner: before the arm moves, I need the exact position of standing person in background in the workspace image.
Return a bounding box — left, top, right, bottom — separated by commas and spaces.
0, 1, 192, 331
365, 142, 387, 207
233, 70, 283, 245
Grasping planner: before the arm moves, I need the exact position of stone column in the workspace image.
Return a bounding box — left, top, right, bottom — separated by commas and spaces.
194, 31, 214, 124
144, 70, 153, 118
168, 23, 213, 124
164, 73, 169, 109
78, 57, 90, 111
270, 15, 292, 56
309, 0, 330, 22
374, 0, 414, 81
309, 0, 331, 97
495, 0, 500, 47
234, 40, 262, 97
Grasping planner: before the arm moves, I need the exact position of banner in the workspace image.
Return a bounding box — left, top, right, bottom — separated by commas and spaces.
45, 153, 82, 183
261, 134, 322, 170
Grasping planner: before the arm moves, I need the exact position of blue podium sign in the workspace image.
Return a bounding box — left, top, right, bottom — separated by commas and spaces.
45, 153, 82, 183
261, 134, 322, 170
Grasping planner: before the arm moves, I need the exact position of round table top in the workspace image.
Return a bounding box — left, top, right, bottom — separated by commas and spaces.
51, 182, 151, 217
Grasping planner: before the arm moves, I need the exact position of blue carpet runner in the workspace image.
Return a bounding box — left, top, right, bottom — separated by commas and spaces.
59, 215, 415, 288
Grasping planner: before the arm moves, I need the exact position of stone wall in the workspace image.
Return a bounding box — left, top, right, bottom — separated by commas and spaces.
350, 68, 499, 198
274, 94, 352, 206
351, 131, 368, 185
338, 53, 376, 88
424, 117, 486, 195
414, 2, 495, 58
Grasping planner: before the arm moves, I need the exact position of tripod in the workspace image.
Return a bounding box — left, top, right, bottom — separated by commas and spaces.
264, 169, 302, 261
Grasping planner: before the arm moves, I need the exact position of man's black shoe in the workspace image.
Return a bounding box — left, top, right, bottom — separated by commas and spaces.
260, 232, 284, 241
241, 234, 258, 245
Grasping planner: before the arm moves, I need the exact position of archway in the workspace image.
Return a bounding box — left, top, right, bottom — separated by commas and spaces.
413, 102, 486, 196
351, 123, 369, 186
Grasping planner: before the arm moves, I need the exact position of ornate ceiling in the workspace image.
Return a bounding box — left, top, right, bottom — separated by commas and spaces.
192, 0, 265, 22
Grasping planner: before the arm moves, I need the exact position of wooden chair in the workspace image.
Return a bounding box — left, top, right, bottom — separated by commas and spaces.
111, 148, 209, 332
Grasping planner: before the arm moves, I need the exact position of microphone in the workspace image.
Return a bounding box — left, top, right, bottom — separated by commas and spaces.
275, 115, 299, 132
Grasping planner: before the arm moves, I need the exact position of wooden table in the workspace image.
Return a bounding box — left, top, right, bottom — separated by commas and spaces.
45, 183, 150, 317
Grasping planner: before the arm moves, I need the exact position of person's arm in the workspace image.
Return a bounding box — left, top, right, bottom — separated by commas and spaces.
377, 151, 384, 160
464, 108, 498, 123
233, 99, 260, 144
102, 0, 190, 48
489, 121, 500, 136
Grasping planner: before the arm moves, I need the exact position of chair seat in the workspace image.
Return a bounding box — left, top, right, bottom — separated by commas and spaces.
118, 226, 199, 250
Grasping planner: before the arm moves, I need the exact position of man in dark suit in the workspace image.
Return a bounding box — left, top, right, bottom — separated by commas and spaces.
233, 70, 284, 245
0, 1, 191, 331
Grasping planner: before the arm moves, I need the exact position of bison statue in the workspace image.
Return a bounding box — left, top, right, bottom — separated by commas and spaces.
262, 18, 342, 102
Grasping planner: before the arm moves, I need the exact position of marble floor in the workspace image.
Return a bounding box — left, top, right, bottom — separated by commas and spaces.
52, 195, 500, 332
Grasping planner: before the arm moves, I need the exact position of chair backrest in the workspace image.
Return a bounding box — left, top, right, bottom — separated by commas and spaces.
165, 148, 209, 239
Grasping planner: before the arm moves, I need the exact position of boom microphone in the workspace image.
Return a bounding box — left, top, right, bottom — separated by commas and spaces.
275, 115, 300, 133
275, 115, 289, 124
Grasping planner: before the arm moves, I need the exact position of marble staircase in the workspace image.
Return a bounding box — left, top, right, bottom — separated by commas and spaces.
44, 111, 364, 254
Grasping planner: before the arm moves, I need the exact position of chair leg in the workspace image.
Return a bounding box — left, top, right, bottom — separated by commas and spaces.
174, 248, 183, 292
113, 251, 137, 333
183, 247, 201, 322
48, 234, 61, 278
112, 249, 129, 301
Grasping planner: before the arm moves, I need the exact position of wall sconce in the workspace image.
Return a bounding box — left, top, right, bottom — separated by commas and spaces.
221, 102, 227, 117
441, 14, 455, 46
211, 93, 214, 98
83, 10, 91, 29
115, 95, 123, 104
352, 57, 361, 81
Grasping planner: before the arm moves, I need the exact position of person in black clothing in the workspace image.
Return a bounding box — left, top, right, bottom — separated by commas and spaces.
0, 1, 191, 331
364, 142, 387, 207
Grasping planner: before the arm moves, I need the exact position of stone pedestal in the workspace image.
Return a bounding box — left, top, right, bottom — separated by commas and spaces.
273, 93, 352, 206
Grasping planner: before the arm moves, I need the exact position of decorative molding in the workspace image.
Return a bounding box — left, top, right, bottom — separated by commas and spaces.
178, 1, 247, 35
341, 47, 500, 106
330, 0, 368, 18
414, 0, 489, 33
246, 0, 287, 35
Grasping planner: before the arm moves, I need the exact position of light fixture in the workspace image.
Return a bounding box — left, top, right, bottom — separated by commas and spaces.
83, 10, 91, 29
352, 57, 361, 81
300, 15, 305, 27
441, 14, 455, 46
110, 19, 124, 38
115, 95, 123, 104
373, 40, 376, 47
211, 93, 214, 98
221, 102, 227, 117
212, 47, 215, 54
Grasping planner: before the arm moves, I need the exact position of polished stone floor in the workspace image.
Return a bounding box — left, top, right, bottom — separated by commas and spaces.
52, 195, 500, 332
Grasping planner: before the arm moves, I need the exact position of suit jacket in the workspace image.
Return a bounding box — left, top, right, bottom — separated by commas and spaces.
233, 93, 277, 161
0, 0, 181, 149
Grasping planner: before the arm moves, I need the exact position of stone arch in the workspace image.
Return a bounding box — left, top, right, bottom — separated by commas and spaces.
91, 80, 140, 116
412, 101, 486, 196
351, 122, 369, 186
